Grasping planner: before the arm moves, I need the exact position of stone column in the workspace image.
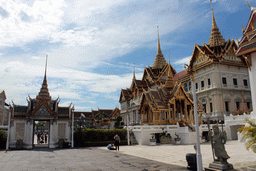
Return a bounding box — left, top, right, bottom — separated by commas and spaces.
249, 52, 256, 119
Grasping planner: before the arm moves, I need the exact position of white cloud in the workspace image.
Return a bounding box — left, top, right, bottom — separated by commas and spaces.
0, 59, 143, 104
174, 56, 191, 65
0, 0, 65, 47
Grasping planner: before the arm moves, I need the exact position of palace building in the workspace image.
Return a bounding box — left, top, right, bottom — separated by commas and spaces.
182, 3, 252, 122
120, 3, 252, 127
119, 3, 252, 143
9, 57, 74, 149
120, 30, 204, 127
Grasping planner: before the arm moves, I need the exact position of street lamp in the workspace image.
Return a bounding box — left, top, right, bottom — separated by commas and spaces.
78, 113, 85, 147
6, 107, 11, 151
185, 64, 203, 171
191, 75, 203, 171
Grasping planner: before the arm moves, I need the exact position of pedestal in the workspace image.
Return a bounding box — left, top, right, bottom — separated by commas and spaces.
207, 162, 233, 170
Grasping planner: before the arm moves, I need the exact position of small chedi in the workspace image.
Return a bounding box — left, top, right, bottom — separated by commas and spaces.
208, 125, 233, 170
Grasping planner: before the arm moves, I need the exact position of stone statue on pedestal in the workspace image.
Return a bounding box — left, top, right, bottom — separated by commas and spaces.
211, 125, 229, 162
207, 125, 233, 170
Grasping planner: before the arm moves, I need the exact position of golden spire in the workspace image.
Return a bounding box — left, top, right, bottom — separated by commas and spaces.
165, 50, 174, 89
208, 1, 226, 47
43, 54, 48, 85
133, 63, 136, 80
211, 2, 217, 28
157, 26, 162, 55
37, 55, 51, 101
152, 26, 167, 69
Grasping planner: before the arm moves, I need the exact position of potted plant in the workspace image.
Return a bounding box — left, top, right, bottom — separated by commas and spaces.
174, 132, 181, 144
16, 139, 23, 149
160, 133, 172, 144
58, 139, 65, 148
149, 133, 156, 146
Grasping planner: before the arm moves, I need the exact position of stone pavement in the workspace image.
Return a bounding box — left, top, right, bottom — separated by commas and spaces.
99, 140, 256, 171
0, 148, 187, 171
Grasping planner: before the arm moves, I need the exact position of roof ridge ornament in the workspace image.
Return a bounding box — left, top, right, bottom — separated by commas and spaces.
247, 0, 252, 8
133, 63, 136, 80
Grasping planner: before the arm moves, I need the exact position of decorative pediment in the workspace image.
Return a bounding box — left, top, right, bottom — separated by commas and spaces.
34, 104, 51, 116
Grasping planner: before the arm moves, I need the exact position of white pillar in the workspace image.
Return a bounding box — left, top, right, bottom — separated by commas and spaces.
72, 112, 74, 148
127, 113, 130, 145
6, 109, 11, 151
192, 81, 203, 171
249, 52, 256, 118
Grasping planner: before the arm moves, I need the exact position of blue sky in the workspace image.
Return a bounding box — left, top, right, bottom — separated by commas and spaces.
0, 0, 253, 111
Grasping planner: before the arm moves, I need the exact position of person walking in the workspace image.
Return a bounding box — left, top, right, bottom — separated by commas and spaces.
114, 134, 120, 151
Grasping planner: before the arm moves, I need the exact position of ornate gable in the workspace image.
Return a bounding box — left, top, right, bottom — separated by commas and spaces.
34, 104, 51, 116
31, 98, 55, 117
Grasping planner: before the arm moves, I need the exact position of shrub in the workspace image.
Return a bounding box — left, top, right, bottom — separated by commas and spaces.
238, 119, 256, 153
74, 128, 127, 147
0, 129, 7, 149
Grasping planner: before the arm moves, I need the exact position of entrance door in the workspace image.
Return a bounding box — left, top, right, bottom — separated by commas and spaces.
33, 120, 50, 148
230, 125, 243, 140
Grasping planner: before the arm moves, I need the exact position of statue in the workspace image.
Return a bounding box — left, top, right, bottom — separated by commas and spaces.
208, 125, 233, 170
210, 125, 230, 162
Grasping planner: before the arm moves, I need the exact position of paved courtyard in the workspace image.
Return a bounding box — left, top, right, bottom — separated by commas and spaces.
0, 140, 255, 171
0, 148, 186, 171
99, 140, 256, 171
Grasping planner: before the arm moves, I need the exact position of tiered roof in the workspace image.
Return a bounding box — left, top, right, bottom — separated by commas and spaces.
139, 82, 193, 112
236, 4, 256, 66
186, 3, 247, 77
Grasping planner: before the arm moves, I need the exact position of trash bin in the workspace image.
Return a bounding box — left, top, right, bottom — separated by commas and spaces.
186, 153, 197, 170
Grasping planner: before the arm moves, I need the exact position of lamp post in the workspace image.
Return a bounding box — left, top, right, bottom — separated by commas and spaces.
71, 112, 74, 148
78, 114, 85, 147
191, 75, 203, 171
127, 103, 130, 145
6, 108, 11, 151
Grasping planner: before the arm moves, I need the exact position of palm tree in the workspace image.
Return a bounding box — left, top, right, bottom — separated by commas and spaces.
238, 118, 256, 153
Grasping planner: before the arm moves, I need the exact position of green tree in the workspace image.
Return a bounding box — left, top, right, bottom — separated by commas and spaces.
114, 115, 122, 129
0, 129, 7, 149
238, 118, 256, 153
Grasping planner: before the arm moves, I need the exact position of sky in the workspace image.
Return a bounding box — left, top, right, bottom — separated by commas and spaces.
0, 0, 253, 111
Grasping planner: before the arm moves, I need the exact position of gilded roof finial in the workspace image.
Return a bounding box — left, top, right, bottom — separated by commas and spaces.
157, 26, 162, 55
133, 63, 136, 80
247, 0, 252, 8
168, 50, 171, 76
211, 1, 217, 28
43, 54, 48, 85
168, 50, 170, 65
165, 50, 174, 89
